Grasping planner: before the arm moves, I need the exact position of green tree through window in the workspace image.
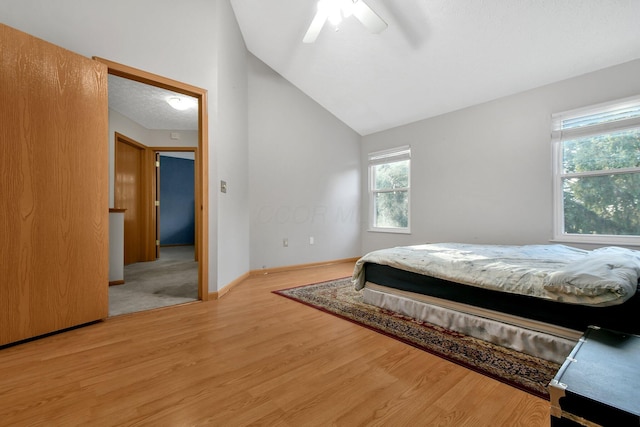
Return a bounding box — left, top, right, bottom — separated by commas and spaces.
562, 129, 640, 235
553, 97, 640, 243
369, 147, 410, 232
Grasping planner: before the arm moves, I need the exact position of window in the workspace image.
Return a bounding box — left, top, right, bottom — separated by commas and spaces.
368, 146, 411, 233
552, 96, 640, 245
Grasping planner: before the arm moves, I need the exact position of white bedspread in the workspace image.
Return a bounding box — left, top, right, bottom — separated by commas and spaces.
352, 243, 640, 307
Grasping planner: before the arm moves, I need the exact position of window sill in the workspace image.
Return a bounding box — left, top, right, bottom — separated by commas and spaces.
551, 234, 640, 248
368, 227, 411, 235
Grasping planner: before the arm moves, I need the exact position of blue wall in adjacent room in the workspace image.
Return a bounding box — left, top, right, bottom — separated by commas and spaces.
160, 156, 195, 245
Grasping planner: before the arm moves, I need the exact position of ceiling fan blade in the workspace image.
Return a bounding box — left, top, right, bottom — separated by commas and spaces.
303, 9, 329, 43
352, 0, 388, 34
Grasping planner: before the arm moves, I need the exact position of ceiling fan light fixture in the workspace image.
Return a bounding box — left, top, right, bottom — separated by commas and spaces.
341, 0, 354, 18
318, 0, 343, 26
304, 0, 387, 43
328, 12, 342, 26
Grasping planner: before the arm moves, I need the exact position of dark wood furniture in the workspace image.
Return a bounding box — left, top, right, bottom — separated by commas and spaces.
549, 326, 640, 426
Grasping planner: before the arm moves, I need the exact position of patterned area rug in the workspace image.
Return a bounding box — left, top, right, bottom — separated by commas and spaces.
274, 278, 560, 399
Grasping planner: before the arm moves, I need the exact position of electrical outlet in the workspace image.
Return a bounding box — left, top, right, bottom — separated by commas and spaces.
283, 238, 288, 247
309, 236, 314, 245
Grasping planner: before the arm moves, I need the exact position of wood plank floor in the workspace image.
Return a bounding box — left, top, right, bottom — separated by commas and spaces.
0, 262, 550, 426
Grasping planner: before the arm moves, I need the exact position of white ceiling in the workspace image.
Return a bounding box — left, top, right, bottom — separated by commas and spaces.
230, 0, 640, 136
108, 74, 198, 131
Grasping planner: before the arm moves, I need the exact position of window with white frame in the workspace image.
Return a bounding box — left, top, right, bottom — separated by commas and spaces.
551, 96, 640, 245
368, 146, 411, 233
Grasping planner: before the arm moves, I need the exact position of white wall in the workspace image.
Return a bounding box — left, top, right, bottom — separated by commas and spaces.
361, 59, 640, 254
147, 130, 198, 148
248, 55, 361, 270
214, 0, 250, 287
1, 0, 250, 292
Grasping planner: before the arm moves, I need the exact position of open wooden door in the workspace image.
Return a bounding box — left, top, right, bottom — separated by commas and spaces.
0, 24, 109, 346
114, 132, 155, 265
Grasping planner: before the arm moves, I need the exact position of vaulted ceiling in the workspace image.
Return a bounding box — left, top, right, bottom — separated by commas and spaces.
230, 0, 640, 135
108, 1, 640, 136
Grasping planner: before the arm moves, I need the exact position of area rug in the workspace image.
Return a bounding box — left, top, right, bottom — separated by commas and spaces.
274, 278, 559, 399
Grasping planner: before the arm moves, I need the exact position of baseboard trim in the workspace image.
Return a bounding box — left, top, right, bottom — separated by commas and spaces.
109, 280, 125, 286
249, 257, 360, 277
209, 272, 250, 300
208, 257, 360, 300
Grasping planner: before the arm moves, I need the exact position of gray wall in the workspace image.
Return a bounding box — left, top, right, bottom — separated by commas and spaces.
214, 0, 250, 288
361, 59, 640, 254
5, 0, 639, 280
248, 55, 361, 270
1, 0, 249, 292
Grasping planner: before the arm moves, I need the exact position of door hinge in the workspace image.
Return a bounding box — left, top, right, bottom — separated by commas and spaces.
156, 240, 160, 246
154, 200, 160, 206
155, 160, 160, 167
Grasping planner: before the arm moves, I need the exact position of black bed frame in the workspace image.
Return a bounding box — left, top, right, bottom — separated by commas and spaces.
364, 263, 640, 335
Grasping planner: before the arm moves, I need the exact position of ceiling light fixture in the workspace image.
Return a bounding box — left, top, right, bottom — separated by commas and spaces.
166, 96, 195, 111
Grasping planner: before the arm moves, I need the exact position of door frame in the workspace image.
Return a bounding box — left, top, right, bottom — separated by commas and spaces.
96, 57, 209, 301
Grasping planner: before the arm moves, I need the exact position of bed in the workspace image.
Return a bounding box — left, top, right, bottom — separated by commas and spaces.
352, 243, 640, 363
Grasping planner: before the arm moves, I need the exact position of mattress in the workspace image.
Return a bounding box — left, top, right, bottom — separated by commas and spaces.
354, 243, 640, 307
363, 262, 640, 335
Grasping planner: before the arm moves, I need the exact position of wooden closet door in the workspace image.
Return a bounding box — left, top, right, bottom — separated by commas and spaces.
0, 24, 109, 346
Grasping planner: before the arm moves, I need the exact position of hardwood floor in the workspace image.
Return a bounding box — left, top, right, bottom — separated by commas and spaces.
0, 262, 550, 426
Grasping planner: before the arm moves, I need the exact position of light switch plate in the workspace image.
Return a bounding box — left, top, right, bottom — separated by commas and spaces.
220, 180, 227, 193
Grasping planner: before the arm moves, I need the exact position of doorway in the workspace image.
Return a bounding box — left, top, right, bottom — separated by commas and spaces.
155, 150, 197, 261
97, 57, 209, 314
111, 145, 199, 317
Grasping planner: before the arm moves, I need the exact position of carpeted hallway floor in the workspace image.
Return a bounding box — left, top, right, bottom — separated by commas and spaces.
108, 246, 198, 316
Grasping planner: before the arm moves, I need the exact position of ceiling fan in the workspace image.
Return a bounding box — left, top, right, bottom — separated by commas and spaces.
303, 0, 388, 43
